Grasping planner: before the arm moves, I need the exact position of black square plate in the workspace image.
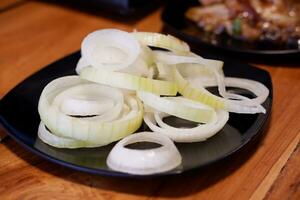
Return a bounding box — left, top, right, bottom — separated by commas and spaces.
0, 52, 272, 178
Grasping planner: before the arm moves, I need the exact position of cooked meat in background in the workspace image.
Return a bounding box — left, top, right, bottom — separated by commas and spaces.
186, 0, 300, 46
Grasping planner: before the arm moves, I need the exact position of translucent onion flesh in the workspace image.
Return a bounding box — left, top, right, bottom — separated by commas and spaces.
38, 76, 143, 147
38, 122, 100, 148
36, 29, 270, 175
132, 32, 190, 53
106, 132, 182, 175
143, 110, 229, 142
137, 91, 215, 123
79, 66, 178, 96
173, 67, 268, 113
81, 29, 140, 71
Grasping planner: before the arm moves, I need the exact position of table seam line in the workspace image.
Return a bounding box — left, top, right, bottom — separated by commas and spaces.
249, 129, 300, 200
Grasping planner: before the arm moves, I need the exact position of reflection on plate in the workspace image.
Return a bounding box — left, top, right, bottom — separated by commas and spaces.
0, 52, 272, 178
162, 0, 300, 58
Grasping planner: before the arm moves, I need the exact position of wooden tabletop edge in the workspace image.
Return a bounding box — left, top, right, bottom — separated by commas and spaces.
249, 130, 300, 200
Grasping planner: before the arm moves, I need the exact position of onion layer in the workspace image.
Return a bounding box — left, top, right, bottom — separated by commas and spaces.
132, 32, 190, 53
81, 29, 140, 71
79, 66, 177, 96
38, 122, 99, 148
107, 132, 182, 175
144, 110, 229, 143
37, 29, 269, 154
38, 76, 143, 147
173, 67, 268, 113
137, 91, 215, 123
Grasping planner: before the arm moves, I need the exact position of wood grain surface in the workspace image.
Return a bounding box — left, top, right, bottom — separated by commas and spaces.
0, 1, 299, 199
0, 0, 24, 11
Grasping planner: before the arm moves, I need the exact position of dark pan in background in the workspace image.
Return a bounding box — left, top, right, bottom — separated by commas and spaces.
161, 0, 300, 65
40, 0, 162, 18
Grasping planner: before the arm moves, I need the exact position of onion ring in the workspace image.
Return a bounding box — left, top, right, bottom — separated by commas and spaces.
107, 132, 182, 175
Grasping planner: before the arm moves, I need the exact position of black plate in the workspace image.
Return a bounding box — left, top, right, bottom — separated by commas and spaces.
162, 0, 300, 61
0, 52, 272, 178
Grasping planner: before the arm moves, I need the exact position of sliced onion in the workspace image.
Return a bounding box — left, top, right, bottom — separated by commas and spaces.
153, 51, 243, 103
132, 32, 190, 53
106, 132, 182, 175
77, 56, 152, 79
119, 56, 151, 77
59, 97, 114, 117
154, 51, 239, 99
176, 63, 218, 79
224, 78, 269, 105
38, 122, 99, 148
139, 45, 155, 67
156, 62, 172, 81
144, 110, 229, 143
76, 57, 90, 74
190, 76, 269, 103
38, 76, 143, 146
173, 67, 226, 109
152, 51, 242, 100
152, 51, 268, 114
189, 77, 269, 113
137, 91, 215, 123
79, 66, 177, 96
81, 29, 140, 71
51, 83, 123, 122
173, 67, 267, 113
37, 28, 270, 156
153, 51, 224, 70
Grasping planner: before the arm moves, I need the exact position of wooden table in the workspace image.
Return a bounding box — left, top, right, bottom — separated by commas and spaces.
0, 1, 299, 199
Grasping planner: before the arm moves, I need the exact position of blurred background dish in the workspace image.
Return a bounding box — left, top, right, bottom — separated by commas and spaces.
40, 0, 162, 17
186, 0, 300, 48
162, 0, 300, 63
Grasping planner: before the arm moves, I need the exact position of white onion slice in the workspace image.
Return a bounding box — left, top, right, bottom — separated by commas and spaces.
79, 66, 177, 96
176, 63, 218, 78
153, 50, 223, 70
76, 56, 151, 78
137, 91, 215, 123
38, 122, 99, 148
132, 32, 190, 52
119, 56, 150, 77
153, 51, 238, 100
144, 110, 229, 142
173, 67, 268, 114
38, 76, 143, 146
51, 83, 123, 121
190, 77, 269, 113
59, 97, 114, 116
153, 51, 242, 103
156, 62, 172, 81
106, 132, 182, 175
76, 57, 90, 74
37, 28, 270, 157
81, 29, 140, 71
